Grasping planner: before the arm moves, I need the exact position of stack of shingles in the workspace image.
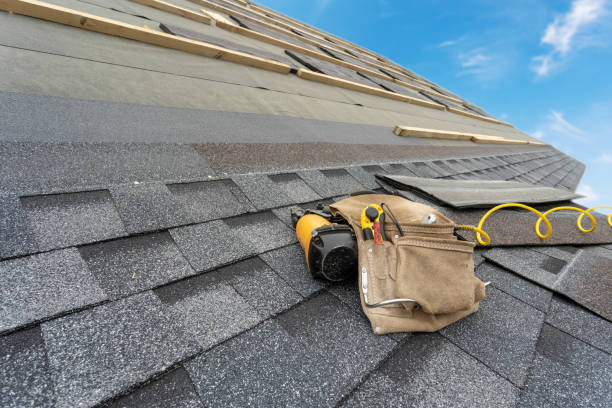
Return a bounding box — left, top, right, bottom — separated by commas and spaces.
0, 149, 595, 407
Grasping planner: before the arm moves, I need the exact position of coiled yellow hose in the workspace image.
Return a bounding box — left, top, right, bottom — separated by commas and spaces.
457, 204, 612, 246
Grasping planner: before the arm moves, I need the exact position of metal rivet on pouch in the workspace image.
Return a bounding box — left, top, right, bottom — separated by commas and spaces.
375, 327, 382, 333
368, 248, 373, 253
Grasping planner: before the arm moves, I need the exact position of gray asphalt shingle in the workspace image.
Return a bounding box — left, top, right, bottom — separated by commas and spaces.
476, 262, 552, 312
41, 291, 199, 408
343, 333, 519, 408
545, 295, 612, 354
109, 182, 185, 234
20, 190, 126, 251
0, 327, 54, 408
259, 244, 327, 297
0, 248, 107, 333
104, 367, 203, 408
156, 275, 262, 350
232, 172, 321, 210
519, 324, 612, 408
166, 179, 254, 225
186, 320, 344, 407
79, 232, 195, 299
276, 292, 396, 385
170, 220, 254, 272
224, 211, 297, 253
440, 286, 545, 386
297, 169, 364, 198
0, 194, 38, 258
220, 258, 302, 318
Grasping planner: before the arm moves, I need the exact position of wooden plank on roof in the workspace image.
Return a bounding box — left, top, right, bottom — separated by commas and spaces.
447, 107, 513, 127
128, 0, 212, 24
199, 7, 237, 26
394, 125, 539, 145
471, 135, 529, 145
0, 0, 292, 74
297, 69, 445, 110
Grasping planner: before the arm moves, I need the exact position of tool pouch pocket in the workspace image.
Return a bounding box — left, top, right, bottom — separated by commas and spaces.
331, 194, 486, 334
394, 236, 480, 315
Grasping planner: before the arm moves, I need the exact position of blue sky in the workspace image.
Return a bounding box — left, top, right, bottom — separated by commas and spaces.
258, 0, 612, 207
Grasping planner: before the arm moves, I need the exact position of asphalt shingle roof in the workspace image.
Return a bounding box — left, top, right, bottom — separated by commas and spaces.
0, 0, 610, 407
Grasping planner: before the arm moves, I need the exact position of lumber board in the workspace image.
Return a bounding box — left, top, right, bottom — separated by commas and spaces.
199, 7, 236, 26
297, 69, 445, 110
393, 126, 476, 141
471, 135, 529, 145
447, 107, 513, 127
0, 0, 292, 74
394, 125, 539, 145
129, 0, 211, 24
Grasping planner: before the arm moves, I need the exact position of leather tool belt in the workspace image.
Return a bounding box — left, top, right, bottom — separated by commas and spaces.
330, 194, 486, 334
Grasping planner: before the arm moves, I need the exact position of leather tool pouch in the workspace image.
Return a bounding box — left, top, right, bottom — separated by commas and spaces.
330, 194, 486, 334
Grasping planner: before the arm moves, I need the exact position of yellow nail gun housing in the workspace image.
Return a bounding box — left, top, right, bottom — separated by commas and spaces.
294, 211, 357, 282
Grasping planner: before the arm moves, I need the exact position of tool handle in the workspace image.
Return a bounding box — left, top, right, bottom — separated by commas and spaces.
363, 228, 374, 240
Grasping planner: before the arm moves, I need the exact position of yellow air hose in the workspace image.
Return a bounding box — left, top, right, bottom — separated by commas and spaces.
456, 204, 612, 246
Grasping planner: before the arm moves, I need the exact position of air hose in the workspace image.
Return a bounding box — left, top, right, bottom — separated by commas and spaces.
456, 204, 612, 246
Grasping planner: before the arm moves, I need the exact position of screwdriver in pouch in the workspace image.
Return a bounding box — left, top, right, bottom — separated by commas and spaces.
361, 204, 385, 244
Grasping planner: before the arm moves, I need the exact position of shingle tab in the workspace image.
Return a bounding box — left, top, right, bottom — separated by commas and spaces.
554, 246, 612, 321
440, 287, 545, 386
545, 295, 612, 354
402, 161, 440, 178
483, 247, 565, 288
276, 292, 395, 385
42, 292, 199, 408
0, 248, 107, 333
110, 182, 185, 234
224, 211, 296, 253
0, 327, 54, 408
20, 190, 126, 251
79, 232, 195, 299
166, 179, 253, 225
0, 194, 39, 258
105, 367, 203, 408
343, 333, 519, 408
217, 258, 302, 318
519, 324, 612, 407
232, 173, 321, 210
298, 168, 365, 198
345, 165, 386, 190
476, 262, 552, 312
170, 220, 254, 272
155, 274, 262, 350
260, 244, 327, 297
186, 320, 344, 407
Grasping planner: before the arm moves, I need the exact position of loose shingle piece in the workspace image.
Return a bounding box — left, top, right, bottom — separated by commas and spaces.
0, 194, 39, 259
41, 292, 199, 408
0, 248, 107, 333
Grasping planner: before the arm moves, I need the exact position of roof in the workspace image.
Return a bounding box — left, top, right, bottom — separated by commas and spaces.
0, 0, 610, 407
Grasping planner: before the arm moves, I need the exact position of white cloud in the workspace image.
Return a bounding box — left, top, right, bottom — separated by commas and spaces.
533, 0, 606, 77
460, 53, 490, 68
439, 39, 458, 47
596, 153, 612, 163
575, 184, 599, 205
530, 110, 587, 145
548, 110, 586, 139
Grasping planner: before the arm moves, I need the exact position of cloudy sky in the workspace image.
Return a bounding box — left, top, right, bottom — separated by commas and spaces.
259, 0, 612, 207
